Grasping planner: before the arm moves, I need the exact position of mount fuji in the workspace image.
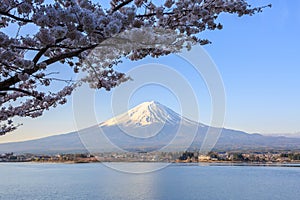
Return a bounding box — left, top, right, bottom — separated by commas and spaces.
0, 101, 300, 154
90, 101, 205, 152
100, 101, 197, 127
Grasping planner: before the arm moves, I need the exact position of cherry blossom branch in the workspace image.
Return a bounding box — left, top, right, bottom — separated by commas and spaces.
0, 87, 42, 100
111, 0, 134, 12
43, 45, 98, 66
136, 11, 175, 18
32, 38, 67, 64
0, 10, 33, 23
0, 43, 97, 90
12, 46, 42, 51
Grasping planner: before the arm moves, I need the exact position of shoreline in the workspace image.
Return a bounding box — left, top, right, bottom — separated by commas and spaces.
2, 151, 300, 164
2, 160, 300, 167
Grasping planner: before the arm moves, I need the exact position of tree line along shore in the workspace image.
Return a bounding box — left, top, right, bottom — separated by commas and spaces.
1, 151, 300, 164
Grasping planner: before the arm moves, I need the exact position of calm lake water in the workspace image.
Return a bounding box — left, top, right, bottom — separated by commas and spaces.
0, 163, 300, 200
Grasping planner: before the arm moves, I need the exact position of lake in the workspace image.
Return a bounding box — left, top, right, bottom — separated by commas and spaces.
0, 163, 300, 200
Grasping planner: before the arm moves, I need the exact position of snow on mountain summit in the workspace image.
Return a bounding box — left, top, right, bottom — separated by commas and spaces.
100, 101, 189, 127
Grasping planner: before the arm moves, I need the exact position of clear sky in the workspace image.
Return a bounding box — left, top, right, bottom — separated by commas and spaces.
1, 0, 300, 143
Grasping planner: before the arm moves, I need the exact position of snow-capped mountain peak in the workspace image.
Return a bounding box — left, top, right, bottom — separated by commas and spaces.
100, 101, 184, 127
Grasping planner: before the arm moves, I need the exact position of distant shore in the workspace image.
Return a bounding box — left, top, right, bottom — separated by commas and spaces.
2, 151, 300, 165
9, 159, 300, 166
2, 161, 300, 168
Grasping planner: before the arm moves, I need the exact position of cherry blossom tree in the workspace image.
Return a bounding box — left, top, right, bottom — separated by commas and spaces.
0, 0, 270, 135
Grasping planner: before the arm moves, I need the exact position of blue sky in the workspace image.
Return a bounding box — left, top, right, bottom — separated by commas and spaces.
1, 0, 300, 143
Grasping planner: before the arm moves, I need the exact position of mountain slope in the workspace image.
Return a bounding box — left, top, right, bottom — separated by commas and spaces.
100, 101, 199, 127
0, 132, 86, 154
0, 101, 300, 154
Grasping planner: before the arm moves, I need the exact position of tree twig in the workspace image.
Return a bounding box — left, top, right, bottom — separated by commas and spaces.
112, 0, 133, 13
0, 11, 33, 23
